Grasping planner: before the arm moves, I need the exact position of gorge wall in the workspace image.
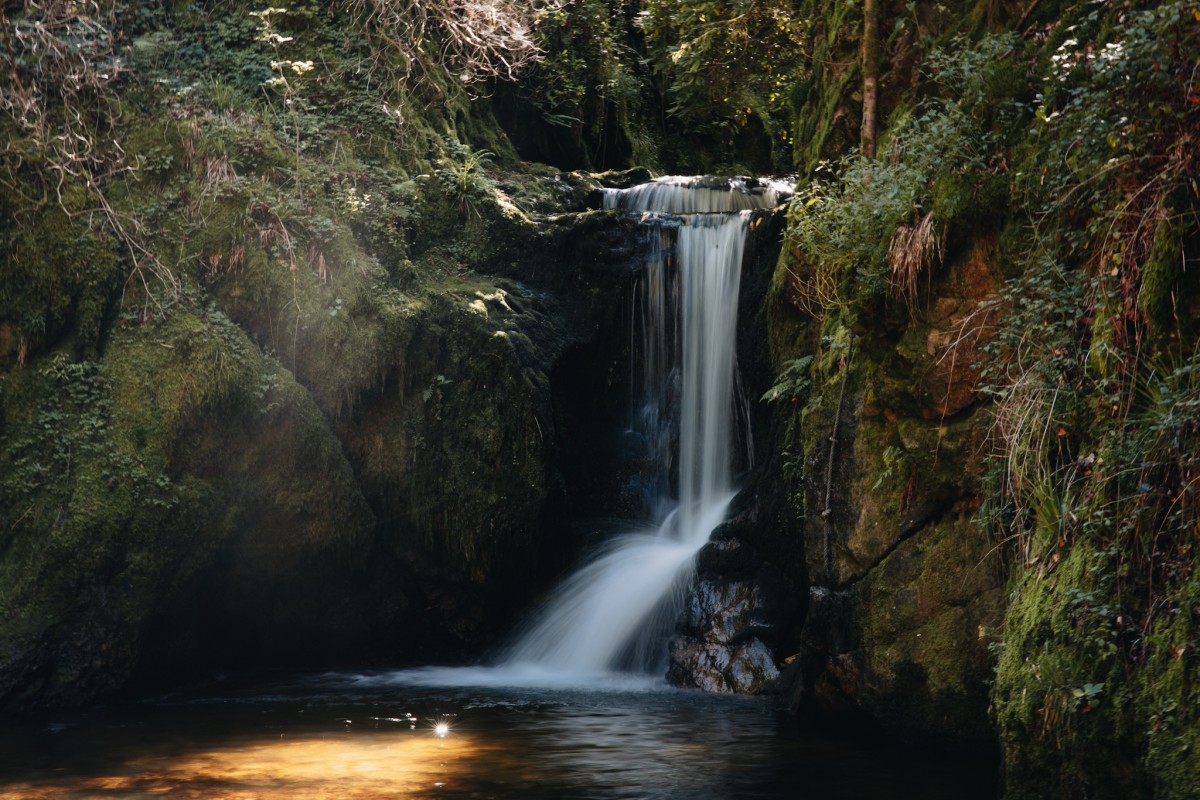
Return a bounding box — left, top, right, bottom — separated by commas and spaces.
2, 1, 1199, 798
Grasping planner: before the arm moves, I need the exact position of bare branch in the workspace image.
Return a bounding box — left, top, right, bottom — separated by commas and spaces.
0, 0, 176, 308
340, 0, 563, 97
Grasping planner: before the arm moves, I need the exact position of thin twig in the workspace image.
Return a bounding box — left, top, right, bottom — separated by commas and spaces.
0, 10, 28, 99
1016, 0, 1044, 35
822, 336, 853, 574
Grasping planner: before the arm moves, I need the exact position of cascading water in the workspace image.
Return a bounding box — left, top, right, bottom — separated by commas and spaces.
374, 176, 789, 689
499, 176, 789, 679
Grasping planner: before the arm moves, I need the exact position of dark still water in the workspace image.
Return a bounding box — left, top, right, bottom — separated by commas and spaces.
0, 672, 997, 799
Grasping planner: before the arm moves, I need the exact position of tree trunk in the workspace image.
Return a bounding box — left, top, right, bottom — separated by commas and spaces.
861, 0, 879, 159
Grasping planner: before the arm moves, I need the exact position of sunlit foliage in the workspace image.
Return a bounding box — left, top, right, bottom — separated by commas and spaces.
638, 0, 808, 157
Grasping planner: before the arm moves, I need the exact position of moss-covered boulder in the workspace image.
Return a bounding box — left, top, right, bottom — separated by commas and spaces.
0, 305, 375, 706
338, 285, 568, 642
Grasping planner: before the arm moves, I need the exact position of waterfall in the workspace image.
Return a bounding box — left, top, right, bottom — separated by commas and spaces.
500, 177, 787, 677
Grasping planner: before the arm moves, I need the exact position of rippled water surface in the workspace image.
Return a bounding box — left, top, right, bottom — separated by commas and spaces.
0, 672, 996, 799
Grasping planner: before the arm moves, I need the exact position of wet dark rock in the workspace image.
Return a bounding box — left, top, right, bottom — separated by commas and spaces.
693, 537, 797, 639
668, 535, 796, 695
697, 534, 760, 576
591, 167, 654, 189
681, 580, 768, 644
668, 637, 780, 694
778, 587, 862, 717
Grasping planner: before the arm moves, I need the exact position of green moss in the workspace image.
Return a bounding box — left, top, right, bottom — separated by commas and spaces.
1139, 567, 1200, 797
206, 115, 296, 176
0, 294, 376, 705
0, 179, 122, 357
190, 178, 415, 415
344, 289, 552, 586
858, 512, 1004, 739
792, 65, 860, 176
992, 528, 1147, 799
788, 0, 861, 175
1087, 279, 1121, 380
1138, 212, 1183, 333
0, 351, 181, 704
106, 307, 260, 455
932, 170, 1009, 237
121, 117, 192, 189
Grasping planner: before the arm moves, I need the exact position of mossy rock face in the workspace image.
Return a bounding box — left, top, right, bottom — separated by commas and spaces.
0, 351, 184, 707
0, 188, 638, 700
795, 237, 1000, 578
772, 211, 1004, 745
838, 413, 974, 581
993, 525, 1200, 800
798, 331, 990, 592
0, 305, 378, 707
332, 210, 635, 643
348, 290, 551, 578
0, 180, 122, 363
119, 311, 381, 672
792, 392, 1003, 743
1138, 208, 1184, 335
991, 535, 1148, 799
854, 511, 1004, 741
1139, 564, 1200, 798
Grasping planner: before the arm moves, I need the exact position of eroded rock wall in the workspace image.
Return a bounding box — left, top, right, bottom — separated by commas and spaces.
769, 237, 1008, 746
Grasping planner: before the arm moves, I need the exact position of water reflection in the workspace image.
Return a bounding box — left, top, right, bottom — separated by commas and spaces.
511, 697, 772, 798
2, 733, 482, 799
0, 674, 996, 799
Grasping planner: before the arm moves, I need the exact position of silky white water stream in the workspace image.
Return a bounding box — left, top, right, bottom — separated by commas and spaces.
387, 177, 786, 688
497, 178, 783, 678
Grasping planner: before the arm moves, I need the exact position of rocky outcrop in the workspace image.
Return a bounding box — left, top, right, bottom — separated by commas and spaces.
670, 636, 780, 694
769, 238, 1007, 745
792, 511, 1005, 742
0, 154, 640, 706
0, 309, 376, 706
668, 533, 797, 694
334, 217, 637, 646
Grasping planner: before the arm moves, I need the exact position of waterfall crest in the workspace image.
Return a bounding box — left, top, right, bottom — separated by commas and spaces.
500, 177, 785, 678
602, 175, 792, 214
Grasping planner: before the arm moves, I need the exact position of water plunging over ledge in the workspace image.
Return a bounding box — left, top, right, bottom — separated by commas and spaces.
398, 176, 790, 689
0, 178, 1001, 799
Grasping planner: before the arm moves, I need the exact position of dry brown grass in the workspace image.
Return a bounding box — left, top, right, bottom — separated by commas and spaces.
201, 155, 237, 198
887, 210, 944, 315
779, 244, 849, 317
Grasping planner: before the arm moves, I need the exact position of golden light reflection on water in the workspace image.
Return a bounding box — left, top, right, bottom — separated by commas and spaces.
0, 687, 997, 800
0, 731, 502, 799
